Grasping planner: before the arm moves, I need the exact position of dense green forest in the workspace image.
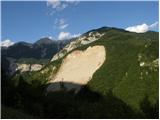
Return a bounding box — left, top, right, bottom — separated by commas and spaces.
1, 27, 159, 118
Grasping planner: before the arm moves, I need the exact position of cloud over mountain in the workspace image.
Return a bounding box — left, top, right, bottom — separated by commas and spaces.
125, 21, 159, 33
58, 31, 81, 40
150, 21, 159, 29
0, 39, 15, 47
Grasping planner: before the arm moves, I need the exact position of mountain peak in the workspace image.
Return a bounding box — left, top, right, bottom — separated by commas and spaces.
96, 26, 127, 33
86, 26, 129, 34
14, 41, 32, 47
34, 37, 54, 45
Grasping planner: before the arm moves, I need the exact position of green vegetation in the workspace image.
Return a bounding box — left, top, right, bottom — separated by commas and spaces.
1, 28, 159, 118
17, 58, 49, 65
65, 28, 158, 112
1, 105, 33, 119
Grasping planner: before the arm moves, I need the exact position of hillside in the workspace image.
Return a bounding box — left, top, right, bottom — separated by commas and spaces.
47, 45, 106, 92
1, 37, 73, 75
46, 27, 159, 111
2, 37, 73, 60
2, 27, 159, 118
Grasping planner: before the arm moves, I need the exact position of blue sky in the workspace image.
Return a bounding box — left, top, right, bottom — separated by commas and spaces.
1, 1, 159, 43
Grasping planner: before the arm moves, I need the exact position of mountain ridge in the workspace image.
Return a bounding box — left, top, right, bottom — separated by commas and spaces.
2, 26, 159, 118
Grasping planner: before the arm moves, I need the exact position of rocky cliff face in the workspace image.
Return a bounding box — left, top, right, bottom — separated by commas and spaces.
16, 63, 43, 72
6, 57, 17, 76
47, 45, 106, 92
1, 37, 73, 76
51, 31, 105, 62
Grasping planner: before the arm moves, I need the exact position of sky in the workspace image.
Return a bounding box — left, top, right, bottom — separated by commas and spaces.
1, 1, 159, 44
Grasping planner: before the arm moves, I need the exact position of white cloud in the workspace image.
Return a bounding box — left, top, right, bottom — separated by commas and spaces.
0, 39, 15, 47
150, 21, 159, 29
125, 21, 159, 33
48, 36, 53, 39
47, 0, 79, 13
70, 33, 81, 38
55, 18, 68, 29
40, 36, 54, 40
58, 31, 81, 40
47, 0, 61, 10
58, 31, 70, 40
125, 23, 149, 33
65, 0, 80, 5
59, 24, 68, 29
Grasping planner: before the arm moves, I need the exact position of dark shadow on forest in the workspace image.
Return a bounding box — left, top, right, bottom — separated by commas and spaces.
1, 77, 159, 119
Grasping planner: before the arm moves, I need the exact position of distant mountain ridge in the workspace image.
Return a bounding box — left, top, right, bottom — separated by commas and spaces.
1, 37, 74, 75
1, 26, 159, 118
2, 37, 73, 60
34, 37, 55, 45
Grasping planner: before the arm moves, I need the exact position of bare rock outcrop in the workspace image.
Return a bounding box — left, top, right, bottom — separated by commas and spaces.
16, 63, 43, 72
51, 32, 105, 62
47, 45, 106, 92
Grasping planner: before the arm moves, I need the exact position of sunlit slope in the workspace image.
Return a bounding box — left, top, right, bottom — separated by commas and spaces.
12, 27, 158, 115
48, 28, 158, 111
78, 29, 159, 111
47, 45, 106, 92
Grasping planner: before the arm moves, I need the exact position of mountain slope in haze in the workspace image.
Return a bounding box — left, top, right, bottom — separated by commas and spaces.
2, 37, 72, 60
1, 37, 73, 75
2, 27, 159, 118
